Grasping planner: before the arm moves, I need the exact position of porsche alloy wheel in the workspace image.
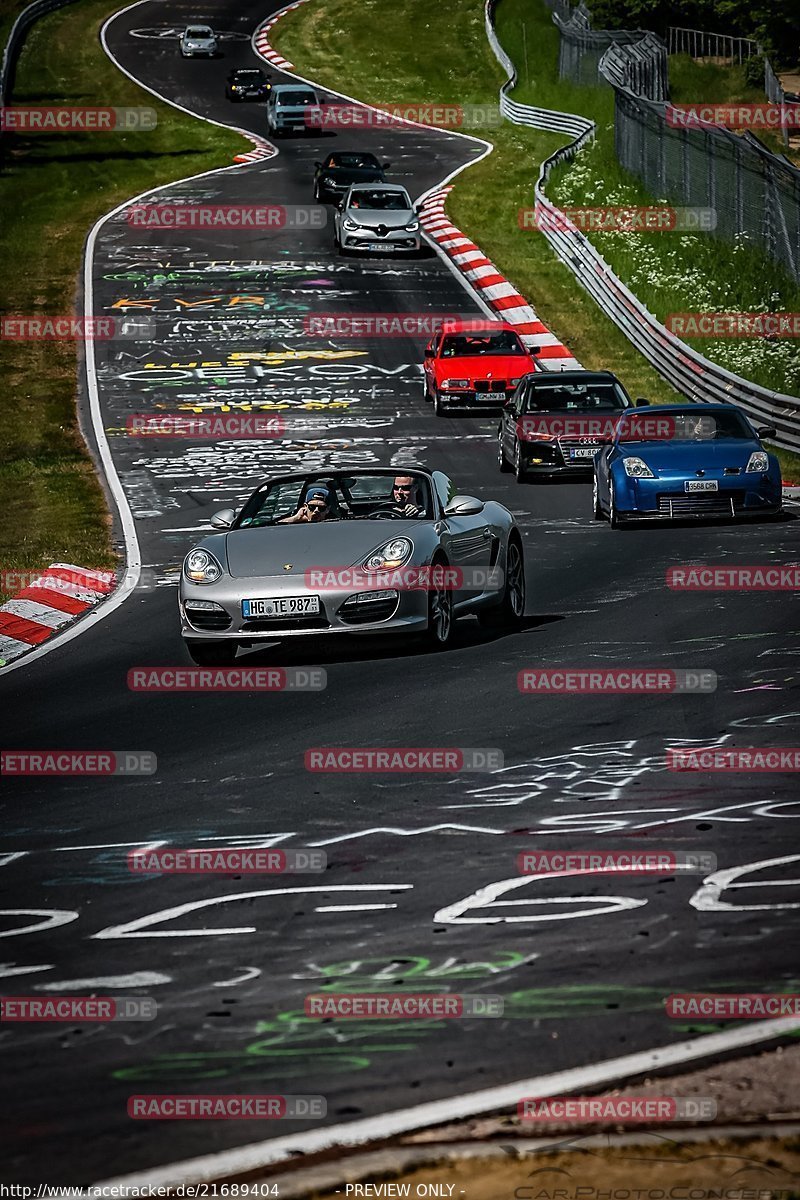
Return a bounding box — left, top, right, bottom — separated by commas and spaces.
478, 536, 525, 628
425, 563, 453, 648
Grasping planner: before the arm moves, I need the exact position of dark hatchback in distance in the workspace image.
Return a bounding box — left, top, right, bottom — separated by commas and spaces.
498, 369, 640, 481
313, 151, 389, 203
226, 68, 271, 101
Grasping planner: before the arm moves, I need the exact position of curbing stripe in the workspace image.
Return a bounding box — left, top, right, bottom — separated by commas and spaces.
0, 564, 118, 664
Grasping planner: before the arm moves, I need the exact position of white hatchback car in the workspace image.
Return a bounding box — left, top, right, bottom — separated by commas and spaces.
180, 25, 218, 57
333, 183, 421, 256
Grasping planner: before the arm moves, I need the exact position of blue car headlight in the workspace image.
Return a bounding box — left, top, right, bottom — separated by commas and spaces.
623, 456, 655, 479
363, 538, 413, 571
745, 451, 769, 472
184, 548, 223, 584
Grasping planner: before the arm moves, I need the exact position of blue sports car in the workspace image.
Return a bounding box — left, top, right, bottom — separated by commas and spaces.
592, 404, 782, 527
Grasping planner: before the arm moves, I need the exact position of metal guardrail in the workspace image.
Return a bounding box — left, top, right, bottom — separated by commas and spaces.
484, 0, 800, 454
1, 0, 78, 106
667, 27, 759, 64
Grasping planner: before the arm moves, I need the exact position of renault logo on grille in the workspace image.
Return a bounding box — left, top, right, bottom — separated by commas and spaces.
283, 564, 293, 571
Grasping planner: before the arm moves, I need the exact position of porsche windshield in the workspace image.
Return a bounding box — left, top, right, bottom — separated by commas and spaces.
441, 332, 525, 356
523, 382, 629, 411
236, 473, 433, 527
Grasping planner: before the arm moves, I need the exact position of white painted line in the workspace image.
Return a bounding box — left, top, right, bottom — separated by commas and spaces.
97, 1015, 800, 1188
313, 903, 398, 912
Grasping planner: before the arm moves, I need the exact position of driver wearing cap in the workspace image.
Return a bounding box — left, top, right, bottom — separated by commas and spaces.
278, 485, 333, 524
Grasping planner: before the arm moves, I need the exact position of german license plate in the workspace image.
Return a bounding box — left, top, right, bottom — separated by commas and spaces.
481, 391, 506, 402
685, 480, 718, 492
242, 595, 321, 618
569, 447, 599, 459
367, 243, 395, 252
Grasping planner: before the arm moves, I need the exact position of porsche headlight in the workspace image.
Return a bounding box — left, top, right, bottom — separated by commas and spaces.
184, 548, 223, 584
745, 451, 769, 472
623, 456, 655, 479
363, 537, 413, 571
342, 217, 359, 231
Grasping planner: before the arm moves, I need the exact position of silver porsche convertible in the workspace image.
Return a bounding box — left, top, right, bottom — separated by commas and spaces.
179, 468, 526, 664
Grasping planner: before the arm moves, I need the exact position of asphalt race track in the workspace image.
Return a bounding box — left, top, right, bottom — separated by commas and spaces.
2, 0, 800, 1183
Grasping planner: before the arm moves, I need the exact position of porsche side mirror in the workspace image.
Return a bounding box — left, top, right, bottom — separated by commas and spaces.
635, 397, 651, 406
211, 508, 237, 529
444, 495, 484, 516
757, 424, 776, 438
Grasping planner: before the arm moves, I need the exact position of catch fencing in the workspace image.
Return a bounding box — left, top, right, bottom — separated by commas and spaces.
484, 0, 800, 453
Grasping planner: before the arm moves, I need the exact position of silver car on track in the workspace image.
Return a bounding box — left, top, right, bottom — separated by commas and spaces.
179, 468, 526, 664
334, 183, 421, 255
179, 24, 218, 56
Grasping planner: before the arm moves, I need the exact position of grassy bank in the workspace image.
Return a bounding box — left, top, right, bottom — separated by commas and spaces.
0, 0, 244, 594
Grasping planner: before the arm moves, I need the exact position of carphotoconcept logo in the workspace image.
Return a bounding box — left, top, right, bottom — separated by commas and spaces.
1, 996, 156, 1021
128, 1094, 326, 1119
666, 993, 800, 1018
0, 106, 157, 131
1, 751, 157, 776
1, 316, 155, 340
126, 415, 284, 438
666, 102, 800, 130
667, 565, 800, 590
304, 993, 503, 1017
304, 748, 503, 772
125, 203, 325, 230
128, 847, 326, 874
517, 851, 716, 875
128, 667, 326, 692
520, 204, 716, 232
518, 669, 717, 694
518, 1096, 716, 1122
667, 747, 800, 771
667, 312, 800, 337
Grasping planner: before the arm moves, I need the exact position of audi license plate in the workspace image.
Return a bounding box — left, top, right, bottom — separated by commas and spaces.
685, 480, 719, 492
242, 595, 321, 618
481, 391, 506, 402
569, 447, 599, 459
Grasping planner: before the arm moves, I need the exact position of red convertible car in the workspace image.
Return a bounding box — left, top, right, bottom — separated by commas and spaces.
424, 320, 539, 416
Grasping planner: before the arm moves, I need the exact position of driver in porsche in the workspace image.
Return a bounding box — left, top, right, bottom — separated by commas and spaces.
389, 475, 424, 517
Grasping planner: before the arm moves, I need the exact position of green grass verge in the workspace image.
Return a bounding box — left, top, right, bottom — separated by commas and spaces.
0, 0, 246, 599
273, 0, 800, 480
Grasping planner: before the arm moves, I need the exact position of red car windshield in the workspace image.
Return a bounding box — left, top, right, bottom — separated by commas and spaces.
441, 332, 525, 356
